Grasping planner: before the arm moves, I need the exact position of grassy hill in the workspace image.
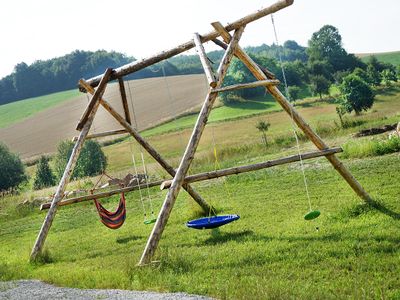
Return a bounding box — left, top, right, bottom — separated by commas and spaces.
357, 50, 400, 66
0, 89, 80, 129
1, 83, 400, 298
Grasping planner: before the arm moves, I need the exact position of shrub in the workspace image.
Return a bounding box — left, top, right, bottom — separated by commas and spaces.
54, 140, 107, 180
33, 156, 56, 190
0, 143, 27, 191
339, 74, 374, 115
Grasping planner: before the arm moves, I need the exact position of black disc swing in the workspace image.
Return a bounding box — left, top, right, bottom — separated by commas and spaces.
271, 13, 320, 221
186, 124, 240, 230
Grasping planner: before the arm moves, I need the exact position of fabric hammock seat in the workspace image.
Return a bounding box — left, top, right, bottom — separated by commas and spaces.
94, 193, 126, 229
186, 214, 240, 230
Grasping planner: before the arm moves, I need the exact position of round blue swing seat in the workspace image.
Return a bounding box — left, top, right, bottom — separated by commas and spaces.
186, 214, 240, 230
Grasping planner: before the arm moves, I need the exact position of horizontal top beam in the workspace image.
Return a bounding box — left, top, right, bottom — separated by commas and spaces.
84, 0, 294, 88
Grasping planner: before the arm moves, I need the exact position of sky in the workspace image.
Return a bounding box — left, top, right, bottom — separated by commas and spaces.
1, 0, 399, 79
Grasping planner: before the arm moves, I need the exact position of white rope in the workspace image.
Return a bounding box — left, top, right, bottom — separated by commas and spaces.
126, 80, 155, 218
271, 14, 312, 211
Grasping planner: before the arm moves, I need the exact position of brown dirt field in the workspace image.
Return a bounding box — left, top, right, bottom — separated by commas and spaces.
0, 74, 208, 159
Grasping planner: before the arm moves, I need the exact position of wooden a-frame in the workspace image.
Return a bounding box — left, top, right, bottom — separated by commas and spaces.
31, 0, 372, 264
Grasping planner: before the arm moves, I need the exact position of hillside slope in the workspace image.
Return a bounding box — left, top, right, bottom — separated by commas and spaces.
0, 75, 208, 159
356, 50, 400, 65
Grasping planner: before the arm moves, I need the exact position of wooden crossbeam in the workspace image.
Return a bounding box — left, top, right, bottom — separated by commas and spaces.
40, 147, 342, 210
40, 180, 165, 210
160, 147, 343, 190
72, 129, 128, 142
85, 0, 293, 87
193, 33, 217, 88
211, 79, 280, 93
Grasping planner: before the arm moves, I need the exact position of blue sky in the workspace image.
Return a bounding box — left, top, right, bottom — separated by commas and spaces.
1, 0, 399, 79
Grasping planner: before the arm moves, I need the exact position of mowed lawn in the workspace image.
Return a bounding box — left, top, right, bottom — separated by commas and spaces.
0, 152, 399, 299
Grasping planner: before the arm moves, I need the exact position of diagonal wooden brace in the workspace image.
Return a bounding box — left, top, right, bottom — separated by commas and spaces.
79, 80, 213, 213
212, 22, 372, 203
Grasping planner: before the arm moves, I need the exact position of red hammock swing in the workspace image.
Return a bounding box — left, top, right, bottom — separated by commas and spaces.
91, 172, 127, 229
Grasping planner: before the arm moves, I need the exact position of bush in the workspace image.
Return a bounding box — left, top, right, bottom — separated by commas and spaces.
54, 140, 107, 180
0, 143, 27, 191
339, 74, 374, 115
33, 156, 56, 190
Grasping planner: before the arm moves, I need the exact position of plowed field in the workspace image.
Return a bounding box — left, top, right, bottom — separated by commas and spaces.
0, 75, 208, 159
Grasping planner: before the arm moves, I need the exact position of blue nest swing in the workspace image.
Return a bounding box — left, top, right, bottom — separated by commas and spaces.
186, 214, 240, 230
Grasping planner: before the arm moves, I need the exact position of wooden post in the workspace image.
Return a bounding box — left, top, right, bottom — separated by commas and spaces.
79, 80, 213, 213
160, 147, 343, 189
193, 33, 217, 88
40, 179, 165, 210
118, 78, 132, 124
211, 79, 280, 93
85, 0, 293, 88
30, 69, 113, 261
138, 27, 245, 266
212, 23, 373, 203
72, 129, 128, 142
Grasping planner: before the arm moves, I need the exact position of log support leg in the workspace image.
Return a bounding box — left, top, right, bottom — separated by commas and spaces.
30, 68, 113, 261
138, 26, 246, 266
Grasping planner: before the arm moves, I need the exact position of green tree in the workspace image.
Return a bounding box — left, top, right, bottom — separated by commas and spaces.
287, 86, 301, 102
307, 25, 361, 72
256, 120, 271, 148
381, 68, 397, 86
310, 75, 331, 99
0, 143, 27, 191
33, 156, 56, 190
339, 74, 374, 115
54, 140, 107, 180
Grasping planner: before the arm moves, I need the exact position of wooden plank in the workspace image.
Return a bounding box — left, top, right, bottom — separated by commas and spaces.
211, 79, 280, 93
79, 80, 213, 213
160, 147, 343, 189
76, 69, 114, 131
40, 180, 165, 210
30, 69, 113, 261
138, 27, 245, 266
118, 78, 132, 124
72, 129, 128, 142
212, 23, 373, 203
193, 33, 217, 88
85, 0, 293, 87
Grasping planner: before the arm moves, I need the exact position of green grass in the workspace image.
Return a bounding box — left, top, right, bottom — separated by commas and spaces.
1, 83, 400, 299
0, 153, 399, 299
142, 97, 281, 137
359, 51, 400, 66
0, 89, 80, 128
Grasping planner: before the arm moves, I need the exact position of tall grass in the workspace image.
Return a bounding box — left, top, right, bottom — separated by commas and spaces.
342, 136, 400, 158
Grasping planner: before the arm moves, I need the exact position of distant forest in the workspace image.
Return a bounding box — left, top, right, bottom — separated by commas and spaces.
0, 41, 307, 105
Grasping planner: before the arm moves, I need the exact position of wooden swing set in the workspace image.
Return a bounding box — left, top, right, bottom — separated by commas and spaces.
31, 0, 373, 266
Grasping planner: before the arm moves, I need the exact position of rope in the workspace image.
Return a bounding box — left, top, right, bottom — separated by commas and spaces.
126, 80, 155, 220
271, 14, 313, 211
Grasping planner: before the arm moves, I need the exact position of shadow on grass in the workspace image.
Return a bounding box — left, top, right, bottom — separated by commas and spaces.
204, 229, 257, 245
369, 199, 400, 220
116, 235, 143, 244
